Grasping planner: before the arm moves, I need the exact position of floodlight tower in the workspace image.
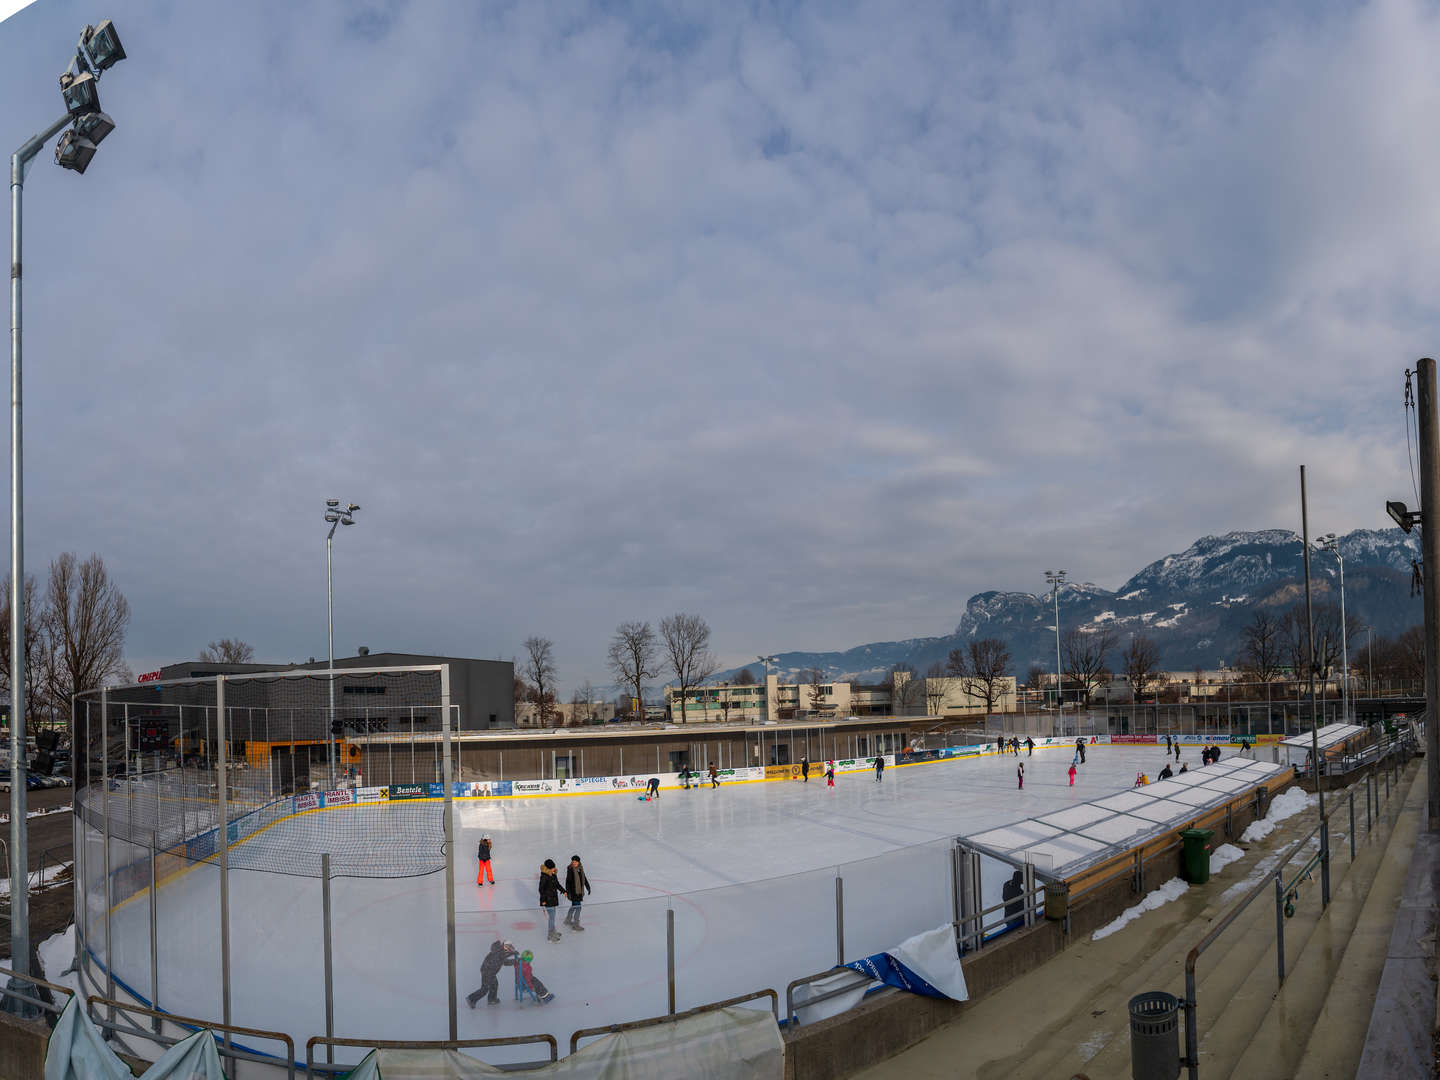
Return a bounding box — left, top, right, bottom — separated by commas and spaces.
758, 655, 778, 722
325, 500, 360, 788
1317, 534, 1349, 723
9, 19, 126, 986
1045, 570, 1067, 733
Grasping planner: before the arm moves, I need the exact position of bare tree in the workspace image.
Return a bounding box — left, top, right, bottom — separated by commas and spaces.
734, 667, 757, 686
0, 573, 56, 726
660, 613, 717, 723
1122, 633, 1162, 700
1062, 626, 1115, 705
1395, 625, 1425, 687
607, 621, 658, 722
923, 661, 953, 715
1024, 664, 1047, 692
947, 639, 1013, 712
1236, 611, 1285, 686
800, 667, 827, 714
522, 636, 557, 726
47, 553, 131, 706
199, 638, 256, 664
571, 680, 598, 725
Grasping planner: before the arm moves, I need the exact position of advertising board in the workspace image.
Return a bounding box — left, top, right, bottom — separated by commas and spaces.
389, 783, 427, 800
322, 789, 354, 807
294, 792, 320, 812
1111, 735, 1158, 744
356, 787, 388, 803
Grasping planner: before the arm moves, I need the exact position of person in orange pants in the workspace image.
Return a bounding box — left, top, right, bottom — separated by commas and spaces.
476, 834, 495, 886
1068, 763, 1076, 786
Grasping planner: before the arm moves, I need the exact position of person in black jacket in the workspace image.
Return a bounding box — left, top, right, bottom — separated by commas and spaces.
539, 859, 563, 941
563, 854, 592, 930
464, 939, 517, 1007
476, 833, 494, 886
801, 757, 810, 783
1002, 871, 1024, 931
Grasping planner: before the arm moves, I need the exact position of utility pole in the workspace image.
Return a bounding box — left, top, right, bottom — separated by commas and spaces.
1415, 359, 1440, 829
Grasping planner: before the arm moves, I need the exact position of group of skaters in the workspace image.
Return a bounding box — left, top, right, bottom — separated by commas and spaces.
466, 840, 594, 1009
797, 757, 843, 785
1012, 735, 1090, 790
676, 764, 721, 789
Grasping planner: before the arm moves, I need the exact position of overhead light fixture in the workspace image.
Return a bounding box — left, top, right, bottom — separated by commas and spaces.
326, 499, 340, 507
73, 110, 114, 147
1386, 500, 1421, 534
79, 20, 126, 73
54, 129, 97, 174
60, 70, 100, 117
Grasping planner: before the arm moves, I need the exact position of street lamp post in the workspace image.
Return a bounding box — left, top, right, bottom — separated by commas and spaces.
1045, 570, 1067, 734
324, 501, 360, 789
1318, 534, 1349, 723
8, 19, 126, 986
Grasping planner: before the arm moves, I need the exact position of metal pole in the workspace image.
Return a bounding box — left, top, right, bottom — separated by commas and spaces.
835, 877, 844, 965
441, 666, 457, 1040
1349, 792, 1355, 861
148, 830, 159, 1032
327, 532, 335, 790
322, 852, 334, 1065
1319, 819, 1330, 907
100, 688, 113, 1012
1274, 872, 1286, 984
1300, 467, 1325, 830
7, 112, 68, 979
1337, 550, 1348, 724
1184, 965, 1198, 1080
216, 677, 232, 1047
1053, 578, 1063, 735
1416, 358, 1440, 829
666, 907, 676, 1015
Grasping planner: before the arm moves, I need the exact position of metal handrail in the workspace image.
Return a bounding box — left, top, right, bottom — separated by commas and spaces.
85, 994, 295, 1079
0, 961, 73, 1019
785, 966, 874, 1024
305, 1033, 558, 1075
1181, 750, 1412, 1079
570, 987, 778, 1053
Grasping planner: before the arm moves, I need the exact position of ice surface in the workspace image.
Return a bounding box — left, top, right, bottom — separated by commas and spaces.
93, 744, 1228, 1066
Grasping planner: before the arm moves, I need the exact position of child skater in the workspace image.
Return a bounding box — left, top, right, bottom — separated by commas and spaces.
825, 760, 835, 787
514, 949, 555, 1004
1017, 761, 1024, 790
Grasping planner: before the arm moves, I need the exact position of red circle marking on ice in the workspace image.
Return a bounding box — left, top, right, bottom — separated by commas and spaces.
511, 920, 537, 930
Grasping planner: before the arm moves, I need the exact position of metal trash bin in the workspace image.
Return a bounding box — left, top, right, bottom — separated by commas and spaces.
1044, 881, 1067, 920
1129, 990, 1180, 1079
1180, 827, 1214, 884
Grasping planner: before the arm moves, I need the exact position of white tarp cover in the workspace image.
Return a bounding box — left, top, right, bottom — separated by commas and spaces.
791, 969, 873, 1026
44, 999, 227, 1080
44, 996, 132, 1080
339, 1006, 782, 1080
889, 923, 969, 1002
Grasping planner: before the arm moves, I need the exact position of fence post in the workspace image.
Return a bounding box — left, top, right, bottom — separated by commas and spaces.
835, 876, 845, 965
1367, 771, 1373, 834
216, 676, 232, 1051
1349, 792, 1356, 861
441, 668, 458, 1042
101, 686, 114, 1024
1319, 819, 1330, 907
1022, 862, 1036, 927
322, 852, 334, 1065
1274, 872, 1286, 985
666, 906, 676, 1015
949, 845, 962, 948
149, 829, 159, 1033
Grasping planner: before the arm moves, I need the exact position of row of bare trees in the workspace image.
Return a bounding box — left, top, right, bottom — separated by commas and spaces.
0, 553, 131, 728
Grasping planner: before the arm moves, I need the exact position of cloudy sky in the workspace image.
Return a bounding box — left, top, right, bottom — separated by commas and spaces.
0, 0, 1426, 694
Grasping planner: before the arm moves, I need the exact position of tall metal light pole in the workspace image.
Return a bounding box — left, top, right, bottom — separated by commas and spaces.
1317, 534, 1349, 723
324, 500, 360, 789
1045, 570, 1067, 734
9, 19, 126, 985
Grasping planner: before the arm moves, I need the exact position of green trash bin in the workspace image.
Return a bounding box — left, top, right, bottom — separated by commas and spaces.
1180, 827, 1214, 884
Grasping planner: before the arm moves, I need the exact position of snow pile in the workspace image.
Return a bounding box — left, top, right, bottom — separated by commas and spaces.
0, 861, 70, 897
1209, 843, 1245, 874
1092, 878, 1189, 941
1240, 787, 1315, 843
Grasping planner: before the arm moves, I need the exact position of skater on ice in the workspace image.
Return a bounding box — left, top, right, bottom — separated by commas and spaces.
1075, 737, 1086, 764
708, 762, 720, 788
514, 949, 554, 1004
476, 833, 494, 886
563, 854, 591, 931
646, 776, 661, 798
1158, 763, 1174, 780
801, 757, 810, 782
1017, 761, 1024, 789
539, 859, 563, 941
874, 755, 884, 782
1068, 762, 1076, 786
679, 765, 692, 789
1025, 737, 1034, 756
465, 940, 518, 1008
825, 760, 835, 787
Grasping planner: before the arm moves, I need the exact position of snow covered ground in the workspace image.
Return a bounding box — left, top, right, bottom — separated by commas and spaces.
79, 744, 1235, 1067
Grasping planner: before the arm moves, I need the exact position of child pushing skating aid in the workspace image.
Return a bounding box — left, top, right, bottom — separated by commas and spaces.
513, 949, 554, 1004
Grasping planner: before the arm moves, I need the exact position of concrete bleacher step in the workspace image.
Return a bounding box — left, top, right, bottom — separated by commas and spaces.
1066, 767, 1413, 1080
994, 808, 1343, 1080
1281, 768, 1423, 1079
1197, 763, 1420, 1080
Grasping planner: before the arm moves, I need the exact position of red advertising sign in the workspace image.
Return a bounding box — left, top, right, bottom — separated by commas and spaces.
1111, 734, 1158, 744
137, 670, 162, 683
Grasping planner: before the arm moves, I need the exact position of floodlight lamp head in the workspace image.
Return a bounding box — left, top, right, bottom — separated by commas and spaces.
324, 512, 339, 523
73, 110, 114, 148
80, 21, 126, 73
346, 503, 360, 513
54, 130, 97, 174
326, 499, 340, 507
1387, 500, 1420, 533
341, 516, 355, 526
60, 70, 100, 118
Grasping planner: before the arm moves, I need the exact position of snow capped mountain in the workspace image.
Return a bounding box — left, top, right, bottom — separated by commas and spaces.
713, 528, 1423, 684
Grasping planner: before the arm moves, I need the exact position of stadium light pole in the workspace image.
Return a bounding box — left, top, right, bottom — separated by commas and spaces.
8, 19, 126, 988
324, 501, 360, 789
1317, 534, 1349, 723
1045, 570, 1067, 734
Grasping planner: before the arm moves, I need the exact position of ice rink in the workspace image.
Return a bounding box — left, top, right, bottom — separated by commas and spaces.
89, 742, 1202, 1066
